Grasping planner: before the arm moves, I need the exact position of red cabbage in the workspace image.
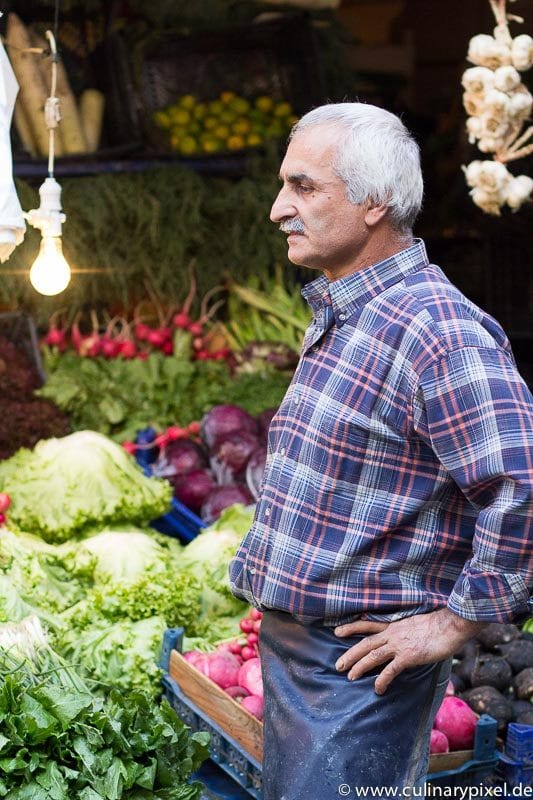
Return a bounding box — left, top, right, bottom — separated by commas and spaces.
210, 431, 260, 482
173, 468, 217, 512
256, 408, 277, 444
201, 484, 254, 524
201, 404, 258, 450
245, 446, 267, 500
163, 439, 208, 476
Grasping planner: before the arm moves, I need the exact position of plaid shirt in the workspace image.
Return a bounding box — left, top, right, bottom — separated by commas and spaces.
229, 240, 533, 626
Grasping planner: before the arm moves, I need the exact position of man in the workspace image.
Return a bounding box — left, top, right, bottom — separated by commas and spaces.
229, 103, 533, 798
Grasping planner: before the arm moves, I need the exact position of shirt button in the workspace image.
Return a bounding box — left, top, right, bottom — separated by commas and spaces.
280, 447, 286, 456
249, 567, 256, 575
338, 312, 346, 322
311, 345, 319, 352
294, 393, 300, 405
265, 507, 271, 517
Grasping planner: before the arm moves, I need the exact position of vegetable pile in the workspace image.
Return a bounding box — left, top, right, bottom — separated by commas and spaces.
0, 431, 172, 542
151, 403, 270, 522
0, 334, 70, 461
0, 616, 209, 799
430, 621, 533, 753
183, 607, 264, 721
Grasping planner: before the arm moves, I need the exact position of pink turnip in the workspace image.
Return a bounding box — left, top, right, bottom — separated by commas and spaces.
241, 694, 264, 720
238, 657, 263, 698
225, 685, 249, 701
207, 651, 241, 689
433, 696, 477, 750
430, 728, 450, 754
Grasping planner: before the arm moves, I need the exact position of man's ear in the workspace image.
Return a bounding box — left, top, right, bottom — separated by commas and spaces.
364, 202, 389, 227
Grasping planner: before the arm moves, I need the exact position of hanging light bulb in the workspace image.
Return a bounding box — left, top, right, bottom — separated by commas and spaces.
29, 235, 71, 295
26, 175, 71, 296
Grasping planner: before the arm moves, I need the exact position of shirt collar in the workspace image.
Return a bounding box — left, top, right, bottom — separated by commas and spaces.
301, 239, 429, 325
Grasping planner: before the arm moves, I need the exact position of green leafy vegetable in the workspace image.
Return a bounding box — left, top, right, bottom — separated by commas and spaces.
0, 431, 172, 542
0, 616, 209, 799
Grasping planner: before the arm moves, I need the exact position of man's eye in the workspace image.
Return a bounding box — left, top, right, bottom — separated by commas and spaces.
298, 185, 313, 194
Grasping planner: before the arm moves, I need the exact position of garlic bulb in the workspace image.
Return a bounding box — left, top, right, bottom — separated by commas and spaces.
493, 65, 521, 92
468, 33, 512, 69
478, 136, 506, 152
461, 66, 495, 94
504, 175, 533, 210
511, 34, 533, 71
508, 89, 533, 118
466, 116, 483, 143
463, 160, 485, 187
471, 186, 503, 215
475, 160, 510, 191
463, 91, 485, 116
483, 88, 511, 113
479, 113, 509, 139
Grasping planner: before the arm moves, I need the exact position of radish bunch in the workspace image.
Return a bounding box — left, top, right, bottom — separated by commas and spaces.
0, 492, 11, 526
183, 609, 264, 719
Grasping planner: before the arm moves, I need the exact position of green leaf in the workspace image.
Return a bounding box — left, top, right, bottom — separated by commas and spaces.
98, 397, 126, 425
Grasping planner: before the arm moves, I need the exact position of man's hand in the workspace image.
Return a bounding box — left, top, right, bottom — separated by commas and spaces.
334, 608, 486, 695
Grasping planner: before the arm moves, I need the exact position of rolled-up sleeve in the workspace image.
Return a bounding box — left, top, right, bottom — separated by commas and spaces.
413, 346, 533, 622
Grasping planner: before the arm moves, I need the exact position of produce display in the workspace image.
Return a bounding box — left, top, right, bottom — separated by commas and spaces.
152, 91, 297, 155
0, 616, 208, 799
7, 13, 105, 156
0, 333, 70, 460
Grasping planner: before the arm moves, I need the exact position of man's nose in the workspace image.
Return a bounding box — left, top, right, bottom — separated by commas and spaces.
270, 187, 295, 223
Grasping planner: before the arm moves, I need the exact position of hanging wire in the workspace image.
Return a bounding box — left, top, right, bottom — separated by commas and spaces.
44, 30, 60, 178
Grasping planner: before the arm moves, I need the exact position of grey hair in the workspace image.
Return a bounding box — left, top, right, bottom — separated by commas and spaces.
291, 103, 424, 232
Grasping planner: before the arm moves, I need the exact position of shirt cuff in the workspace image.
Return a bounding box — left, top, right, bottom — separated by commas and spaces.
448, 568, 531, 623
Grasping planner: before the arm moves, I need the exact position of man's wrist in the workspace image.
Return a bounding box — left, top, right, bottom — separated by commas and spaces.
437, 607, 487, 640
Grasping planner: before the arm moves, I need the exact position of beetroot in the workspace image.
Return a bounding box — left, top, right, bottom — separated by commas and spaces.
201, 484, 254, 523
430, 728, 450, 754
433, 696, 477, 750
241, 694, 264, 720
201, 404, 258, 449
238, 657, 263, 698
173, 468, 216, 512
207, 651, 241, 690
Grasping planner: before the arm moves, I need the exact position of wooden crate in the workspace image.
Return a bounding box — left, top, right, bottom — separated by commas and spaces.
169, 649, 263, 764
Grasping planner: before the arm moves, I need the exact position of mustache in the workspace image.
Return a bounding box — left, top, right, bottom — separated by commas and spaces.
279, 218, 305, 234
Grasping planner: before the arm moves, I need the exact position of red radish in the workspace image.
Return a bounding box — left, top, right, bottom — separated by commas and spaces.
43, 310, 67, 350
241, 694, 264, 720
0, 513, 5, 525
166, 426, 188, 441
193, 653, 211, 677
250, 609, 262, 621
173, 311, 192, 329
122, 441, 136, 455
134, 322, 151, 341
187, 421, 201, 435
137, 351, 149, 361
239, 618, 254, 634
0, 493, 11, 513
238, 658, 263, 698
433, 696, 477, 751
161, 340, 173, 355
225, 685, 249, 700
188, 322, 204, 337
118, 339, 137, 359
247, 632, 259, 646
240, 645, 257, 661
229, 640, 244, 655
183, 650, 204, 666
206, 651, 241, 689
430, 728, 450, 754
252, 619, 261, 633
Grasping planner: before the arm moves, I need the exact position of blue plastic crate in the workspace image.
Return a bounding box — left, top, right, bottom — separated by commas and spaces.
160, 629, 500, 798
506, 723, 533, 765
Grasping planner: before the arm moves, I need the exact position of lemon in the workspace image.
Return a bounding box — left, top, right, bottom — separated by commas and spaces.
208, 99, 224, 115
170, 108, 191, 126
229, 96, 250, 114
219, 109, 237, 125
274, 101, 292, 118
226, 134, 245, 150
220, 90, 236, 104
203, 116, 218, 130
153, 110, 171, 129
179, 94, 196, 109
202, 136, 223, 153
213, 124, 230, 140
179, 136, 199, 155
193, 103, 207, 120
169, 132, 181, 150
246, 133, 262, 147
232, 118, 251, 135
255, 95, 274, 113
